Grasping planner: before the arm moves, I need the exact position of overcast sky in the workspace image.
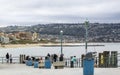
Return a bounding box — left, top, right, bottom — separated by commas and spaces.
0, 0, 120, 27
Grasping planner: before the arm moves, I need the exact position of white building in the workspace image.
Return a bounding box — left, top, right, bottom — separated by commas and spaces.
0, 36, 10, 44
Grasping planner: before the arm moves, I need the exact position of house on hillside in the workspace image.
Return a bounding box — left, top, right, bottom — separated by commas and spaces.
0, 36, 10, 44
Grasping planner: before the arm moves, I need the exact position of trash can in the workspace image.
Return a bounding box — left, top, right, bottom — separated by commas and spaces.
103, 51, 110, 67
34, 61, 39, 68
26, 60, 33, 66
45, 57, 51, 69
83, 52, 94, 75
110, 51, 118, 67
99, 53, 104, 67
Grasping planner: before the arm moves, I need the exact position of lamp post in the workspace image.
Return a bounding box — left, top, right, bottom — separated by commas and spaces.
85, 20, 89, 54
60, 30, 63, 55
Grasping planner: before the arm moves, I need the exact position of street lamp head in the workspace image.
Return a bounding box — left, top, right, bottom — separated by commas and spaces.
85, 21, 89, 25
60, 30, 63, 34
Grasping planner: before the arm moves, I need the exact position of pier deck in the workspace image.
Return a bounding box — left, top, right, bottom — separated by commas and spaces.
0, 64, 120, 75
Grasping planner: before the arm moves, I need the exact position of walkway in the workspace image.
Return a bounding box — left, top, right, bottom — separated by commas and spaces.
0, 64, 120, 75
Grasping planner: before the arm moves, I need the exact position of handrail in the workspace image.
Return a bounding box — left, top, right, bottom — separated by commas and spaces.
0, 54, 120, 68
0, 56, 19, 64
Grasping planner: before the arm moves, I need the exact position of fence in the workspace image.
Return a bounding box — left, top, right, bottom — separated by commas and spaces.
65, 58, 81, 68
0, 56, 19, 64
0, 53, 120, 68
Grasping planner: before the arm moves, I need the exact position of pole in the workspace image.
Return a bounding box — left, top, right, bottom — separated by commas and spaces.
60, 30, 63, 55
85, 20, 89, 54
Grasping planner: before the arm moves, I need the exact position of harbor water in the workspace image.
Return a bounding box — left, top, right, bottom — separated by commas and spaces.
0, 43, 120, 58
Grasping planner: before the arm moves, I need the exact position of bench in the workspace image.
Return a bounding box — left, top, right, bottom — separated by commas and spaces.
53, 61, 65, 69
39, 62, 45, 68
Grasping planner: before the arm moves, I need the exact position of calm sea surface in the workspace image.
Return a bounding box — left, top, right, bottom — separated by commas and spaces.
0, 43, 120, 58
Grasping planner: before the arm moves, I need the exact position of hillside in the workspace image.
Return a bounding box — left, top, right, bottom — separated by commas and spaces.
0, 23, 120, 42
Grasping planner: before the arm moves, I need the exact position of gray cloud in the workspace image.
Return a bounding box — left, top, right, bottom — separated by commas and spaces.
0, 0, 120, 26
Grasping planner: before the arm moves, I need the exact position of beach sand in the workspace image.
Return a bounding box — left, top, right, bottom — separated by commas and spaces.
0, 43, 104, 48
0, 43, 77, 48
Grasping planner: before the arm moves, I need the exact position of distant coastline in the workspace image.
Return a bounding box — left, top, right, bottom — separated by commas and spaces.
41, 44, 105, 47
0, 43, 105, 48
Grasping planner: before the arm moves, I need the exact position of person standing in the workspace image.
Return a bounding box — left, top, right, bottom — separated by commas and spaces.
73, 56, 77, 67
10, 54, 12, 64
53, 54, 58, 62
6, 53, 9, 63
73, 56, 77, 63
59, 54, 64, 61
47, 53, 50, 57
70, 56, 74, 68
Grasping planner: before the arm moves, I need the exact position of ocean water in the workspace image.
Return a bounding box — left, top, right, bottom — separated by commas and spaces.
0, 43, 120, 58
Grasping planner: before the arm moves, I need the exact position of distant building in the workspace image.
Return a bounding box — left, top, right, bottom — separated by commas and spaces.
0, 36, 10, 44
32, 32, 39, 41
7, 33, 17, 41
14, 32, 32, 40
0, 32, 5, 36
